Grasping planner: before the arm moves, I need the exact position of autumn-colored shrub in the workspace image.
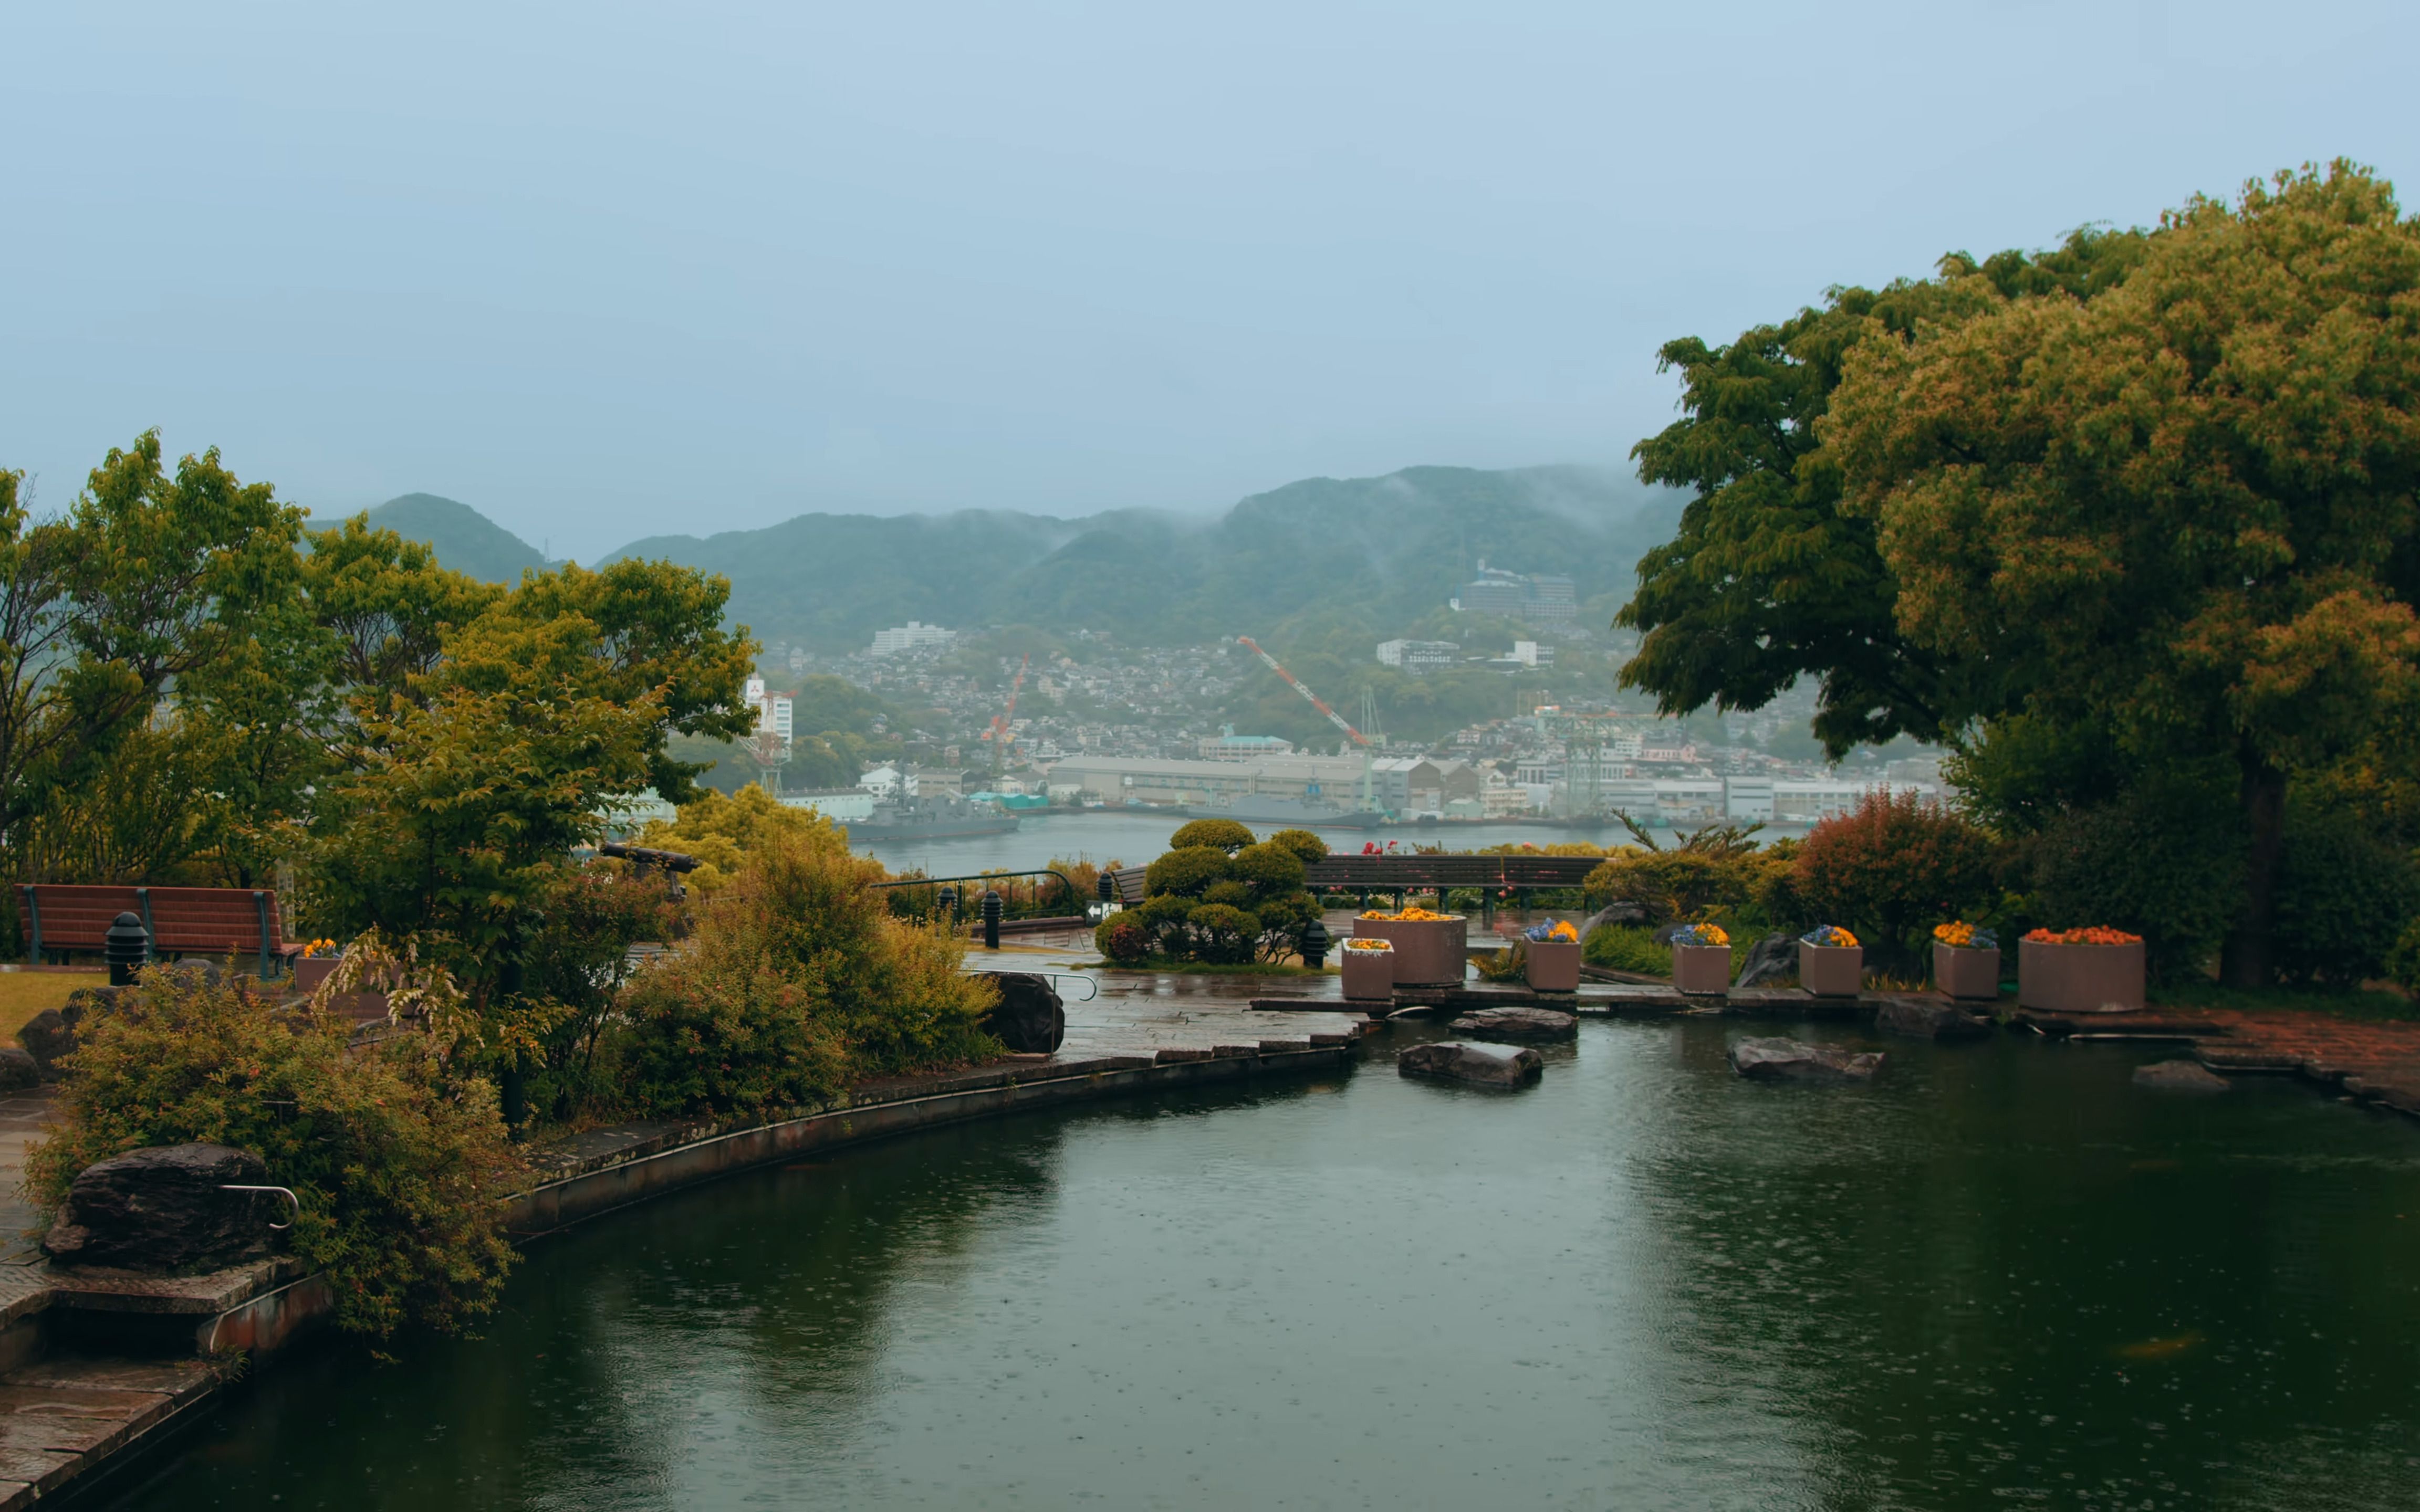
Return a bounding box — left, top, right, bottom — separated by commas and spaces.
1793, 791, 1996, 970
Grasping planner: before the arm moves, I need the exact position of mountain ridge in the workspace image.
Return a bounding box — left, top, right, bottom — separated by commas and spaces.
351, 464, 1677, 648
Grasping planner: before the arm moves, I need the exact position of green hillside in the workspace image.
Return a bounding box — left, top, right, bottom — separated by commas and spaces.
355, 493, 551, 583
608, 465, 1677, 650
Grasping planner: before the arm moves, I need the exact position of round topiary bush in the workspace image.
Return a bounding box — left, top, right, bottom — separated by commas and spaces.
1095, 916, 1153, 964
1169, 818, 1256, 854
1145, 845, 1232, 899
1265, 828, 1329, 864
1186, 902, 1261, 964
1231, 840, 1308, 899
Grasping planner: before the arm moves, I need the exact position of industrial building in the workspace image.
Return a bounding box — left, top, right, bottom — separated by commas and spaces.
869, 621, 957, 655
1450, 561, 1578, 629
1046, 753, 1371, 807
1375, 639, 1461, 672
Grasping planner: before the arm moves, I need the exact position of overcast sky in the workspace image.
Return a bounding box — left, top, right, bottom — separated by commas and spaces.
4, 2, 2415, 559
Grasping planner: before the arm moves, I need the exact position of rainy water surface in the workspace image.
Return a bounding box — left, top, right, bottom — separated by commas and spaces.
114, 1020, 2420, 1510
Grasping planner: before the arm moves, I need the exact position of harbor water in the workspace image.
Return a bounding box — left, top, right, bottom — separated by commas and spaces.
114, 1018, 2420, 1510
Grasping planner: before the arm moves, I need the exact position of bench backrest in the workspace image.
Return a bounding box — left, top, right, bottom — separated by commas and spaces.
1101, 866, 1150, 906
16, 883, 293, 968
1302, 854, 1604, 889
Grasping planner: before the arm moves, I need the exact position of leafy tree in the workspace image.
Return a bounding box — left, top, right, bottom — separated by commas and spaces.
1791, 792, 1998, 971
1616, 230, 2147, 753
1169, 817, 1255, 853
1824, 162, 2420, 983
1144, 845, 1231, 899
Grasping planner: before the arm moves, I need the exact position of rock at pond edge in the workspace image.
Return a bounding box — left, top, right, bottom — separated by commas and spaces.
44, 1143, 283, 1272
1447, 1007, 1578, 1042
1874, 996, 1992, 1042
2133, 1059, 2230, 1093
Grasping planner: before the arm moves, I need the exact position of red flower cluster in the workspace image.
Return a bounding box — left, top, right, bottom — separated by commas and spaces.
2023, 926, 2142, 946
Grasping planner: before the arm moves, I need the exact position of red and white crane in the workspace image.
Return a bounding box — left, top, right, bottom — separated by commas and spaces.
979, 653, 1030, 773
1236, 636, 1378, 811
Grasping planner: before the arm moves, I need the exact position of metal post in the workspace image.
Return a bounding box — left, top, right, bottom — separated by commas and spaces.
981, 889, 1003, 950
105, 911, 149, 986
938, 886, 958, 928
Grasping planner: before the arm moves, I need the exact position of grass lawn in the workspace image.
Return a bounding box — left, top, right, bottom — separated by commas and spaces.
2148, 980, 2420, 1022
0, 971, 98, 1042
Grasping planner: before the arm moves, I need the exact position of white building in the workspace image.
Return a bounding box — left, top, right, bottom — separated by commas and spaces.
1376, 639, 1461, 672
781, 789, 877, 822
869, 621, 958, 655
743, 676, 792, 741
857, 764, 911, 799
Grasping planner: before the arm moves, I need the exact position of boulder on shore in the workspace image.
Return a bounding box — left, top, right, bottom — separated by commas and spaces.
1447, 1007, 1578, 1042
982, 972, 1066, 1054
1728, 1036, 1886, 1083
0, 1047, 37, 1090
1397, 1041, 1543, 1089
2133, 1059, 2230, 1093
44, 1143, 283, 1272
1730, 933, 1797, 990
1874, 996, 1993, 1042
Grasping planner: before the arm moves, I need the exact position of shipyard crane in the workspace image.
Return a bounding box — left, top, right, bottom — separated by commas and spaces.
1236, 636, 1378, 812
980, 653, 1030, 774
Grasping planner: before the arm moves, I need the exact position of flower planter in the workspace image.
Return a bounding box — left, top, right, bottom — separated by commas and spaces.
1798, 942, 1864, 997
1340, 943, 1395, 1002
1933, 943, 2001, 1002
1672, 942, 1733, 995
1524, 939, 1581, 993
293, 957, 340, 992
2018, 939, 2144, 1013
1358, 916, 1469, 988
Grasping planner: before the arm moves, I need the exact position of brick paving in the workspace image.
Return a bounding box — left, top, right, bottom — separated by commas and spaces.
2189, 1008, 2420, 1116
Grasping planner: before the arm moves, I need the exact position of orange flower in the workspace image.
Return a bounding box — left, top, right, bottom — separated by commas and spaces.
2023, 926, 2142, 946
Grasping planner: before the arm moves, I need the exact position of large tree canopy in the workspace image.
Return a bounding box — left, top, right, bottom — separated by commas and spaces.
1621, 162, 2420, 984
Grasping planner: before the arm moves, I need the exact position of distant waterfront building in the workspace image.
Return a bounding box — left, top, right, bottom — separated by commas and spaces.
869, 621, 957, 655
1045, 753, 1369, 807
1376, 639, 1461, 672
1450, 561, 1578, 629
1198, 730, 1296, 761
781, 789, 877, 823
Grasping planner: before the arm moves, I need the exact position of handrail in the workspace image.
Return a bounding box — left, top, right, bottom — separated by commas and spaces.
221, 1183, 301, 1231
873, 869, 1081, 916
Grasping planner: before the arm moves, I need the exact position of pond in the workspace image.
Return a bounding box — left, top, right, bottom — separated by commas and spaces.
113, 1020, 2420, 1510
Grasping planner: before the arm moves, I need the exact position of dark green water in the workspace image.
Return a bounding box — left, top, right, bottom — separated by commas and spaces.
113, 1020, 2420, 1510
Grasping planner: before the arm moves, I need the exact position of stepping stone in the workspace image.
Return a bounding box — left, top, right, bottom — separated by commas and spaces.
1447, 1007, 1578, 1042
1728, 1036, 1885, 1082
2133, 1059, 2230, 1093
1874, 996, 1992, 1042
1397, 1041, 1543, 1089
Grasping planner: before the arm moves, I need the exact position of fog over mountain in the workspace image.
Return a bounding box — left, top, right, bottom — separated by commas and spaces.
362, 464, 1681, 649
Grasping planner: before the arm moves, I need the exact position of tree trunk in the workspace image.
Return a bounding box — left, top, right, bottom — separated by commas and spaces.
2220, 749, 2287, 989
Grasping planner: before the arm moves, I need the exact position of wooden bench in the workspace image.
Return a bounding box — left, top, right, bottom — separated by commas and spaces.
15, 884, 304, 976
1100, 866, 1150, 906
1302, 854, 1605, 891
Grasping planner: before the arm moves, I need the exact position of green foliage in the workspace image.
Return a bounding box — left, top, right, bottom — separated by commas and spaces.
26, 968, 520, 1340
1185, 903, 1261, 964
2271, 806, 2420, 991
1584, 850, 1743, 926
1144, 845, 1232, 900
1792, 792, 1998, 970
1169, 818, 1256, 853
2021, 785, 2246, 983
1264, 828, 1330, 863
635, 784, 844, 895
1230, 841, 1308, 896
517, 868, 683, 1120
612, 830, 999, 1118
1094, 916, 1153, 964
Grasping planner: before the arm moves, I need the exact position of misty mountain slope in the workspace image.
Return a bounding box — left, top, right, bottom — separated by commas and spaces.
363, 464, 1680, 648
604, 510, 1081, 646
353, 493, 552, 583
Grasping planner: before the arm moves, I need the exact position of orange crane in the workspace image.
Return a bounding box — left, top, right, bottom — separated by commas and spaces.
1236, 636, 1378, 811
980, 653, 1030, 773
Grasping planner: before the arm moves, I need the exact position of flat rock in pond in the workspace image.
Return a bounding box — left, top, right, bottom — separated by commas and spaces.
1397, 1041, 1542, 1089
2133, 1059, 2230, 1093
44, 1143, 281, 1272
1729, 1036, 1886, 1083
1874, 996, 1992, 1042
1447, 1007, 1577, 1042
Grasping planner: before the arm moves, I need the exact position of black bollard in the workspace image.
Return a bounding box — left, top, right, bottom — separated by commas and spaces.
980, 888, 1003, 950
1298, 917, 1330, 970
105, 911, 150, 986
938, 886, 958, 927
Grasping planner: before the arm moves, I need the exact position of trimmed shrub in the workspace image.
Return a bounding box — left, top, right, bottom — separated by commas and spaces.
1585, 849, 1745, 925
1144, 845, 1232, 899
1265, 828, 1330, 864
1249, 892, 1319, 962
1795, 792, 1997, 971
1232, 841, 1308, 898
1126, 892, 1198, 956
613, 831, 999, 1117
1168, 818, 1256, 853
27, 969, 521, 1340
1094, 916, 1152, 964
1186, 903, 1261, 964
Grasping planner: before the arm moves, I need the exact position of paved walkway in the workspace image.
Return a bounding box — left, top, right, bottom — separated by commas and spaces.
0, 1090, 54, 1267
2189, 1009, 2420, 1116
